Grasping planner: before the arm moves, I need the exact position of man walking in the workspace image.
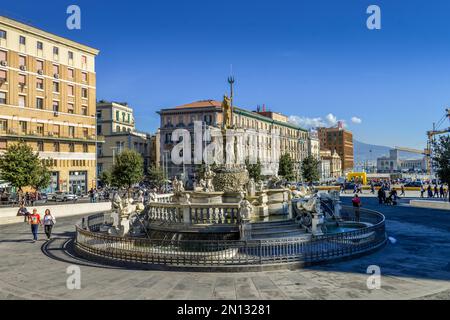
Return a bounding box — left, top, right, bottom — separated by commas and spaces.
28, 209, 41, 243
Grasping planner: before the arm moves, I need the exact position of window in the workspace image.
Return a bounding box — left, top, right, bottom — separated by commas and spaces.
36, 123, 44, 136
0, 70, 6, 82
69, 143, 75, 152
53, 142, 60, 152
82, 72, 87, 82
122, 112, 125, 122
37, 41, 43, 50
36, 60, 44, 72
81, 55, 87, 65
68, 51, 74, 60
18, 95, 26, 107
68, 85, 74, 96
37, 141, 44, 152
0, 139, 6, 150
0, 30, 6, 39
97, 125, 102, 135
81, 106, 87, 116
19, 121, 27, 134
53, 47, 59, 55
116, 111, 120, 121
0, 50, 6, 62
0, 119, 7, 132
18, 74, 26, 86
96, 110, 102, 119
19, 36, 26, 45
116, 125, 120, 132
127, 113, 131, 123
53, 81, 59, 93
53, 64, 59, 75
19, 55, 26, 66
36, 78, 44, 90
53, 125, 60, 137
0, 92, 5, 104
69, 126, 75, 137
68, 103, 74, 114
52, 101, 59, 112
81, 88, 88, 99
68, 68, 74, 79
83, 144, 88, 153
36, 97, 44, 109
83, 128, 88, 138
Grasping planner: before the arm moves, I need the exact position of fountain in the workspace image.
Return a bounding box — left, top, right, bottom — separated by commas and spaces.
75, 95, 387, 270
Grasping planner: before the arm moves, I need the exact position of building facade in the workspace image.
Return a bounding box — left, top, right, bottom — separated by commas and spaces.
0, 16, 100, 194
96, 101, 157, 177
308, 129, 320, 159
317, 126, 354, 174
377, 149, 427, 173
320, 149, 342, 179
158, 100, 309, 182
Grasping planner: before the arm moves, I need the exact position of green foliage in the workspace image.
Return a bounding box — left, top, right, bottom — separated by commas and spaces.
0, 141, 51, 193
278, 153, 296, 181
245, 158, 262, 181
98, 170, 112, 187
111, 149, 144, 192
433, 136, 450, 188
31, 160, 52, 191
301, 155, 320, 183
147, 165, 165, 188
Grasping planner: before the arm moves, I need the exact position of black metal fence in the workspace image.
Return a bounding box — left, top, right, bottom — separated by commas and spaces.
75, 206, 387, 269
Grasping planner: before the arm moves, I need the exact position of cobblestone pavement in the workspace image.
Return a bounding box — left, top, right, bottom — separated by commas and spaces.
1, 198, 450, 300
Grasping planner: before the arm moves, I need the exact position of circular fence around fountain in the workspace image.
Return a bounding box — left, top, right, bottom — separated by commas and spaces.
74, 206, 387, 271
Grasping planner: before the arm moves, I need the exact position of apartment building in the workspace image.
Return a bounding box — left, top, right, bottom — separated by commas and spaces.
96, 101, 157, 177
317, 126, 354, 174
0, 16, 100, 194
158, 100, 309, 181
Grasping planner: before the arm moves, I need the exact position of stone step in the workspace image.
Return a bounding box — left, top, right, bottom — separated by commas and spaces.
251, 224, 301, 234
251, 219, 295, 229
251, 230, 306, 240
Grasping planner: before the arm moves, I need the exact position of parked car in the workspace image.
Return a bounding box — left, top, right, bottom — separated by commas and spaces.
404, 182, 423, 188
52, 192, 78, 202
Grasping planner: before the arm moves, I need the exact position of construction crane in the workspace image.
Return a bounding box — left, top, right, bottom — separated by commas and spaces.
395, 108, 450, 176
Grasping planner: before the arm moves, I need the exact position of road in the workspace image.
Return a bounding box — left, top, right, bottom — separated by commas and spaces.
1, 197, 450, 300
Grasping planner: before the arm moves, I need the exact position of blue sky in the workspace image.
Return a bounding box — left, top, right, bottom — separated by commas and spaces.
2, 0, 450, 149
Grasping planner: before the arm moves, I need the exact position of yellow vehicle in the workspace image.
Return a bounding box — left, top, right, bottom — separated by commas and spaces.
346, 172, 367, 185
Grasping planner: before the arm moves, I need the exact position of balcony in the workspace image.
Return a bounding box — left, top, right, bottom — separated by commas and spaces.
2, 131, 100, 144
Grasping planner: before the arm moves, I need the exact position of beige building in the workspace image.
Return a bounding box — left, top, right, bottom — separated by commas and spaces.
158, 100, 309, 181
320, 149, 342, 180
0, 16, 100, 194
308, 129, 320, 160
96, 101, 158, 179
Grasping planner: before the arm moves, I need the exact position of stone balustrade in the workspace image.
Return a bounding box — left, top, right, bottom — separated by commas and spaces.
146, 202, 241, 225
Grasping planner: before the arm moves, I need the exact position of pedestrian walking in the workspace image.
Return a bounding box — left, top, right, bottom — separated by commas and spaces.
43, 209, 56, 240
352, 194, 361, 222
440, 185, 445, 199
400, 185, 405, 197
28, 209, 41, 243
434, 185, 439, 198
427, 185, 433, 198
420, 185, 425, 198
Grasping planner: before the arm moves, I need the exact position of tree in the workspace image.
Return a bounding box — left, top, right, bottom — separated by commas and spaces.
301, 155, 320, 183
111, 149, 144, 196
278, 153, 296, 181
0, 141, 51, 202
245, 158, 262, 182
147, 165, 165, 189
30, 160, 52, 195
98, 170, 112, 188
432, 136, 450, 202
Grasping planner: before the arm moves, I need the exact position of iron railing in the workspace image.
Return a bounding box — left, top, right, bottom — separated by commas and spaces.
75, 205, 387, 269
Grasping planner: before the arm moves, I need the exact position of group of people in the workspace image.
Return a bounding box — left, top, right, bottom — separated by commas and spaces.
420, 184, 449, 199
377, 187, 399, 205
17, 202, 56, 243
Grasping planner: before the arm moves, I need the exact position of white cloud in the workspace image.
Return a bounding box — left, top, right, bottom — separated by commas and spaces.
289, 113, 347, 129
325, 113, 338, 126
351, 117, 362, 124
288, 115, 326, 129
